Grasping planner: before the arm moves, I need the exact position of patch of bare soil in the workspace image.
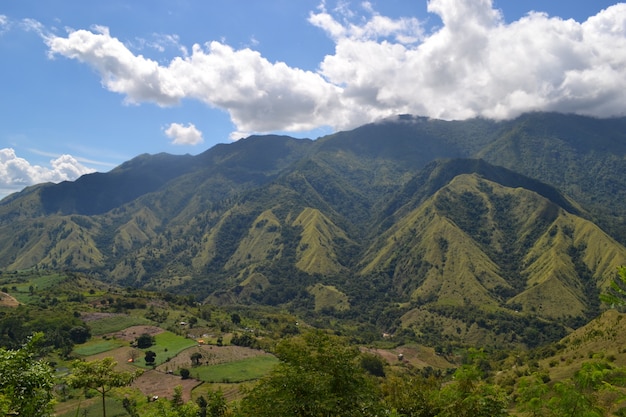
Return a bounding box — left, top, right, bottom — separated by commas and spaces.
79, 327, 271, 405
86, 346, 139, 372
110, 325, 165, 342
362, 345, 455, 369
85, 346, 201, 401
132, 370, 201, 401
0, 292, 19, 307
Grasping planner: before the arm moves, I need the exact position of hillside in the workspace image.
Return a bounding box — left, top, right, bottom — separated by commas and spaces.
2, 112, 626, 348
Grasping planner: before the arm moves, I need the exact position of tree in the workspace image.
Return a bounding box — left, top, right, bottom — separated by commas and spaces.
68, 325, 91, 344
137, 333, 155, 349
515, 360, 626, 417
172, 385, 184, 408
361, 352, 386, 377
0, 333, 54, 417
239, 330, 382, 417
145, 350, 157, 365
180, 368, 191, 380
435, 365, 510, 417
67, 357, 141, 417
190, 351, 203, 366
205, 389, 228, 417
600, 266, 626, 307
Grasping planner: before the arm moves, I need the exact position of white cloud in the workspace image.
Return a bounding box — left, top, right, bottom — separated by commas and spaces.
42, 0, 626, 137
0, 15, 9, 35
164, 122, 204, 145
0, 148, 95, 198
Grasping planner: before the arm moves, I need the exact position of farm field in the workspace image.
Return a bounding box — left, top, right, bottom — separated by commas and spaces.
189, 355, 279, 382
64, 324, 278, 411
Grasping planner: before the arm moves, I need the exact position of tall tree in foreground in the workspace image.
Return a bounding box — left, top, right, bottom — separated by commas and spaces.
0, 332, 54, 417
67, 357, 141, 417
239, 330, 382, 417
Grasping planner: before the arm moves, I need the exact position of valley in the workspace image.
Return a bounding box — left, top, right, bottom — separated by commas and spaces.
3, 112, 626, 415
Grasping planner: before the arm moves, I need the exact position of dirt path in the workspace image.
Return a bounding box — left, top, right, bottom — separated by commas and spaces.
0, 291, 19, 307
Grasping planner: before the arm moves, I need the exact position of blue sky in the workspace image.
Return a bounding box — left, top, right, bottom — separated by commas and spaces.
1, 0, 625, 198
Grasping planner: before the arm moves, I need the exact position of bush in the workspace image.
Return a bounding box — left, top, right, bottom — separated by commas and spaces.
137, 333, 154, 349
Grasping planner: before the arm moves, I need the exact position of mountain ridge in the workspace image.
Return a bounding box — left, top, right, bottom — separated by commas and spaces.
2, 112, 626, 348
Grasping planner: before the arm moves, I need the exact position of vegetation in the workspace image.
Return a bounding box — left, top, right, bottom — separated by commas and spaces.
67, 357, 141, 417
0, 272, 625, 416
601, 265, 626, 308
4, 113, 626, 415
2, 114, 626, 346
0, 333, 54, 416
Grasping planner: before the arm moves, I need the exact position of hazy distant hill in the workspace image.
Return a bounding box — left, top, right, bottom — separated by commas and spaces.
2, 112, 626, 348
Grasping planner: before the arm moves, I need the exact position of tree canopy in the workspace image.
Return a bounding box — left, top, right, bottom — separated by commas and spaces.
239, 330, 383, 417
0, 332, 54, 417
67, 357, 141, 417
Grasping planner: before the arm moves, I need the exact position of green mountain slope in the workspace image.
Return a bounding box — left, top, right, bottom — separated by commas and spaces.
362, 172, 626, 325
2, 113, 626, 347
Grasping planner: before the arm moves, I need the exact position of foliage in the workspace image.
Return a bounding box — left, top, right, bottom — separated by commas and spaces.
196, 390, 228, 417
515, 360, 626, 417
145, 350, 157, 365
139, 398, 200, 417
0, 332, 54, 417
435, 365, 510, 417
239, 330, 383, 417
67, 357, 141, 417
600, 266, 626, 308
137, 332, 155, 348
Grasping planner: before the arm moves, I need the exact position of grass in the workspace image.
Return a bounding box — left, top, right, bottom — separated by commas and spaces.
56, 396, 127, 417
0, 272, 66, 304
88, 314, 154, 336
73, 337, 127, 356
187, 355, 279, 383
136, 331, 197, 368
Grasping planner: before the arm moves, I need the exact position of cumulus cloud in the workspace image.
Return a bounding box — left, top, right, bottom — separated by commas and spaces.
43, 0, 626, 136
0, 148, 95, 198
164, 122, 204, 145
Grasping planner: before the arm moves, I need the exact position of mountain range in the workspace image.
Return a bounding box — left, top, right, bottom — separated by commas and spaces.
2, 112, 626, 348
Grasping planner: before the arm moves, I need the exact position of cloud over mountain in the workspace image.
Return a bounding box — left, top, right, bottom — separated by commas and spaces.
42, 0, 626, 136
164, 123, 204, 145
0, 149, 95, 197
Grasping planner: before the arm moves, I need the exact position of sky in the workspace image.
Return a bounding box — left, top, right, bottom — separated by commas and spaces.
1, 0, 625, 199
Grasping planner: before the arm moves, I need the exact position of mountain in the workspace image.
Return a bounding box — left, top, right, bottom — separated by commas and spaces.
2, 112, 626, 348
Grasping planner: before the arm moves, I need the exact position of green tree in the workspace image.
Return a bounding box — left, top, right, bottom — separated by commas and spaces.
239, 330, 382, 417
435, 365, 510, 417
515, 361, 626, 417
145, 350, 157, 365
141, 398, 199, 417
515, 373, 550, 417
0, 333, 54, 417
190, 351, 203, 366
67, 357, 141, 417
601, 266, 626, 307
137, 333, 155, 349
205, 389, 228, 417
547, 361, 618, 417
68, 325, 91, 344
381, 373, 440, 417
